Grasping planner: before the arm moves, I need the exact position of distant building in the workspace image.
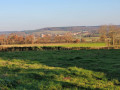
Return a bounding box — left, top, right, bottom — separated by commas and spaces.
41, 34, 46, 37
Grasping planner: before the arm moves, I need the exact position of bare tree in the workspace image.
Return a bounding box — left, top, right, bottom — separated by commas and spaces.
99, 25, 120, 46
99, 25, 108, 42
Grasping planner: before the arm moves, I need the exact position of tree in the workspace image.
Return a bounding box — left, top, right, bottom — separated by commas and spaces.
99, 25, 120, 46
74, 39, 80, 43
0, 35, 7, 45
25, 35, 35, 44
108, 25, 119, 45
99, 25, 108, 42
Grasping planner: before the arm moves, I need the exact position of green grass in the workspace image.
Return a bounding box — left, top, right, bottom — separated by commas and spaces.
0, 49, 120, 89
60, 43, 106, 47
0, 43, 106, 48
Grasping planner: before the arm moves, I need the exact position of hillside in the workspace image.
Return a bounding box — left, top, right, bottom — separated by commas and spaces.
22, 26, 100, 35
0, 25, 120, 35
0, 26, 100, 35
0, 31, 19, 35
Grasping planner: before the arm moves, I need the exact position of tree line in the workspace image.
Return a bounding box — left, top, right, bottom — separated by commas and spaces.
99, 25, 120, 46
0, 33, 82, 45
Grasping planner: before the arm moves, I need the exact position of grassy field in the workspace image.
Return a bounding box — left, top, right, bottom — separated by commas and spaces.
60, 43, 106, 47
0, 50, 120, 89
0, 43, 106, 48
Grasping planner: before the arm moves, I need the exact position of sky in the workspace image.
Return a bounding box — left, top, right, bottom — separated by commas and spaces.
0, 0, 120, 31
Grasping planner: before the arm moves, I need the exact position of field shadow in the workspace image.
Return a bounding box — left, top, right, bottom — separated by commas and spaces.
0, 65, 102, 90
0, 50, 120, 82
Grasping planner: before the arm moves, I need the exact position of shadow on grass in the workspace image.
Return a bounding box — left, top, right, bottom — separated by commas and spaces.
0, 50, 120, 84
0, 65, 102, 90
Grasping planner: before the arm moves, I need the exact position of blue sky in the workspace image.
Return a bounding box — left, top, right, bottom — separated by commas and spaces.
0, 0, 120, 31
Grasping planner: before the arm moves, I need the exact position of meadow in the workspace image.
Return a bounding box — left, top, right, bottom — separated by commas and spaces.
0, 43, 106, 48
0, 49, 120, 90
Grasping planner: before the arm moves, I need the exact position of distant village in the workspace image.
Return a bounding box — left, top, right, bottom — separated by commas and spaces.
0, 30, 99, 45
41, 31, 89, 37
